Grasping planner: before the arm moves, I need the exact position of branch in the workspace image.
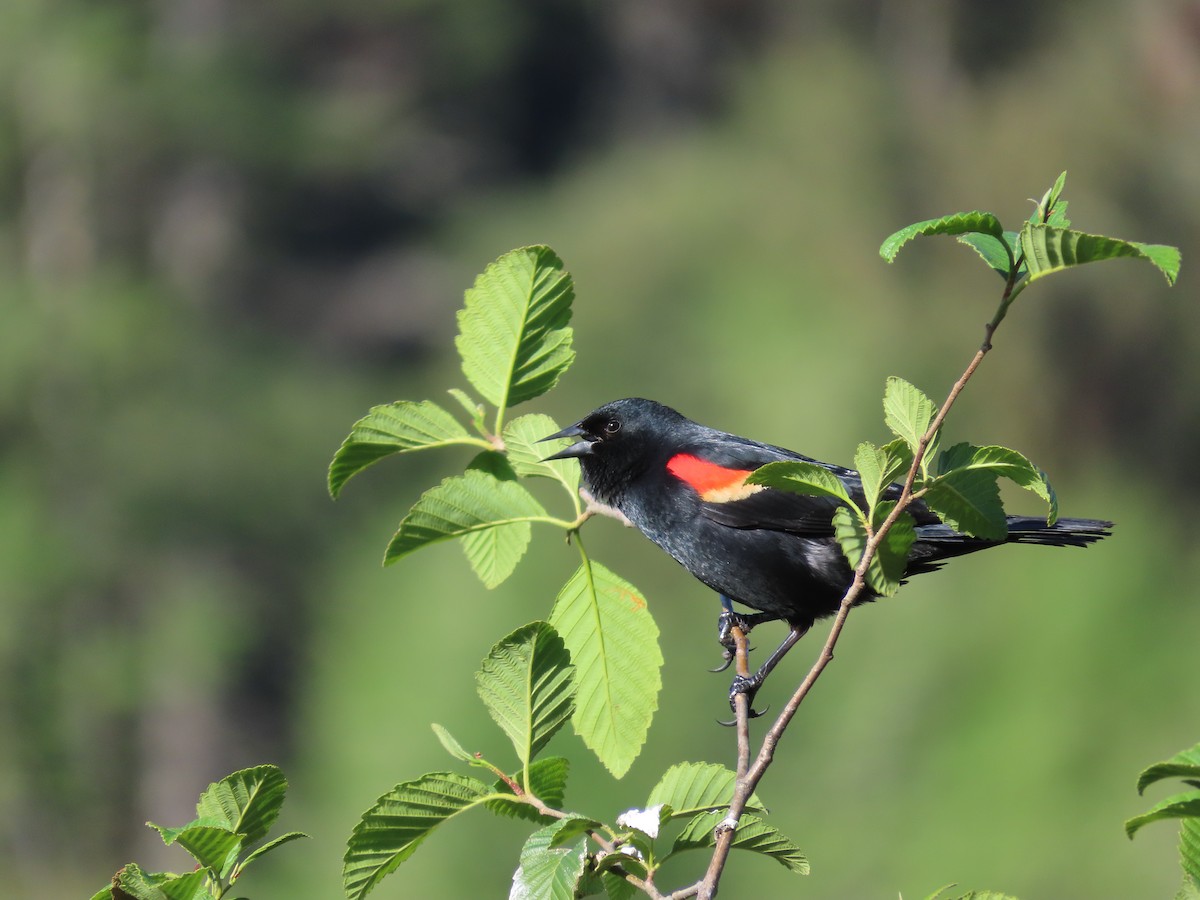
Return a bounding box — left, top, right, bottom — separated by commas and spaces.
692, 312, 1005, 899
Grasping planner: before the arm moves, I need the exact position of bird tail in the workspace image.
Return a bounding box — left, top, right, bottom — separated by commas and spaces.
1001, 516, 1113, 548
904, 516, 1112, 575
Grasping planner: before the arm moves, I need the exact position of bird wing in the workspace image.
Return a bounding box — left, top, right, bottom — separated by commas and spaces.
669, 434, 938, 536
666, 437, 858, 536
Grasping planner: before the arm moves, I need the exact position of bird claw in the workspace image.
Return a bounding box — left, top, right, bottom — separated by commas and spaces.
716, 703, 769, 727
708, 649, 733, 674
721, 673, 769, 722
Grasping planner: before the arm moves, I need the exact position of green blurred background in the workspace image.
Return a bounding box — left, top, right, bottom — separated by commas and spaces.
3, 1, 1198, 897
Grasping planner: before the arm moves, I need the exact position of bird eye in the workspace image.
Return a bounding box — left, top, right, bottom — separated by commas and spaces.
603, 418, 621, 435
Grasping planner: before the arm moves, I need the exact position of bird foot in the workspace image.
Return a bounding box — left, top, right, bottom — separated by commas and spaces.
716, 673, 770, 725
710, 608, 761, 673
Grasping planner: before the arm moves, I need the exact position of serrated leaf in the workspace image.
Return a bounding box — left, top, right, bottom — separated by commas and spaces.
343, 772, 496, 900
385, 470, 548, 587
447, 388, 488, 433
937, 443, 1058, 524
527, 756, 570, 809
1126, 791, 1200, 838
328, 400, 481, 497
925, 889, 1021, 900
236, 830, 308, 873
879, 211, 1004, 262
854, 440, 913, 513
956, 232, 1016, 279
746, 460, 856, 511
431, 723, 475, 762
601, 871, 638, 900
924, 468, 1007, 540
550, 562, 662, 779
148, 821, 242, 878
1183, 816, 1200, 889
645, 762, 766, 819
510, 824, 587, 900
1020, 224, 1180, 286
476, 622, 576, 769
832, 504, 914, 596
1036, 171, 1068, 224
503, 414, 581, 491
883, 376, 937, 457
456, 245, 575, 414
488, 757, 574, 824
1139, 743, 1200, 795
112, 865, 210, 900
669, 812, 809, 874
1045, 199, 1070, 229
195, 765, 287, 848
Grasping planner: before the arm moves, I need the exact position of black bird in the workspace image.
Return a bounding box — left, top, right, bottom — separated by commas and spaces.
543, 398, 1111, 710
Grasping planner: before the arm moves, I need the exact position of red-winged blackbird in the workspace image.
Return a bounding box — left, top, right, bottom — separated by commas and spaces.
543, 398, 1111, 709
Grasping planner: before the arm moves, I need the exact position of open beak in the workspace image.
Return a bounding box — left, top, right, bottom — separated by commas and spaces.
539, 423, 595, 461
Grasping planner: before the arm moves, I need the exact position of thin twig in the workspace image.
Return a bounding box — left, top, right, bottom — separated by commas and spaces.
691, 312, 1007, 898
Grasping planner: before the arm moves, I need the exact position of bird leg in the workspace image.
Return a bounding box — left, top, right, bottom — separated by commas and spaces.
709, 596, 779, 673
726, 623, 808, 717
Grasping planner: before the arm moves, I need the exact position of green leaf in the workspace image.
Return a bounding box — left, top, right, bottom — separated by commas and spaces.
328, 400, 481, 498
235, 830, 309, 873
923, 468, 1007, 540
832, 504, 914, 596
550, 562, 662, 779
645, 762, 766, 819
488, 757, 573, 823
923, 888, 1020, 900
883, 376, 937, 458
1137, 743, 1200, 795
1183, 816, 1200, 891
746, 460, 856, 511
1019, 224, 1180, 286
385, 470, 548, 587
936, 443, 1058, 524
148, 820, 242, 878
431, 723, 475, 763
195, 765, 288, 848
476, 622, 576, 769
511, 824, 587, 900
601, 871, 638, 900
503, 414, 581, 491
669, 812, 809, 874
343, 772, 496, 899
879, 211, 1004, 262
111, 865, 210, 900
526, 756, 570, 809
956, 232, 1016, 279
456, 245, 575, 416
1036, 171, 1069, 224
1126, 790, 1200, 839
447, 388, 488, 434
854, 440, 913, 512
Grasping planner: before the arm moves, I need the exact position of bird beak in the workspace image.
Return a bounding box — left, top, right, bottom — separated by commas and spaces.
539, 423, 595, 461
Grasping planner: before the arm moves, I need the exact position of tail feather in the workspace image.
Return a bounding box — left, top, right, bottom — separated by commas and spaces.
1001, 516, 1113, 548
904, 516, 1112, 575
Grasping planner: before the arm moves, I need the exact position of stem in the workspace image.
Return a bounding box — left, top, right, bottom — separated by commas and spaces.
692, 304, 1009, 899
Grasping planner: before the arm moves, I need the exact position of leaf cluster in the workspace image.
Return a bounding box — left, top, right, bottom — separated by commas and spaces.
92, 766, 306, 900
342, 625, 806, 899
749, 375, 1055, 596
1126, 741, 1200, 898
880, 172, 1179, 332
323, 174, 1181, 898
328, 246, 663, 781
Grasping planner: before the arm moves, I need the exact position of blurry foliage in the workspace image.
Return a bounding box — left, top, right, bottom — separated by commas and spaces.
1, 0, 1197, 897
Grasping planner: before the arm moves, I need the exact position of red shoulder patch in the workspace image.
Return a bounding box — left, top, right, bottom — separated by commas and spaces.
666, 454, 765, 503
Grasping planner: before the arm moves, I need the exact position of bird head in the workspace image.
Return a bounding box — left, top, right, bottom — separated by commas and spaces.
541, 398, 688, 501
